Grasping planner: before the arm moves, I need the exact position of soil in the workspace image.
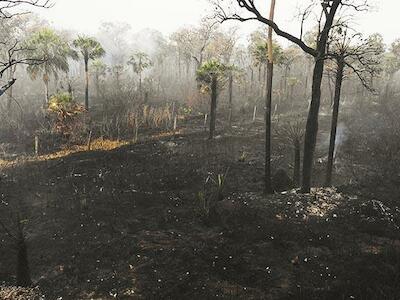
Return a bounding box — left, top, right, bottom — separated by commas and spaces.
0, 115, 399, 299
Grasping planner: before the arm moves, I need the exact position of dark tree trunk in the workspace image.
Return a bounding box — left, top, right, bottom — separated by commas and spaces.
294, 139, 301, 186
301, 56, 325, 193
325, 59, 344, 187
209, 76, 218, 140
7, 67, 15, 111
16, 232, 31, 287
265, 62, 274, 194
301, 1, 339, 193
84, 58, 89, 111
68, 78, 73, 98
228, 73, 233, 126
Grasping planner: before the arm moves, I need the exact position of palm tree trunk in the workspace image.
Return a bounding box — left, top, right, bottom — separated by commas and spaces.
325, 59, 344, 187
43, 74, 49, 105
85, 58, 89, 111
209, 76, 218, 140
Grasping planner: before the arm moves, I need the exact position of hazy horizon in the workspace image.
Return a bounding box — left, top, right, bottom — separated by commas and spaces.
32, 0, 399, 45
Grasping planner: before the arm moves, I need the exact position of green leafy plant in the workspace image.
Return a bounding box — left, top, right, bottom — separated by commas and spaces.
196, 60, 230, 93
47, 92, 86, 137
238, 151, 248, 162
196, 168, 229, 218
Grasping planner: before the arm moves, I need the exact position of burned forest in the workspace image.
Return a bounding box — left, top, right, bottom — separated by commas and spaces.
0, 0, 400, 299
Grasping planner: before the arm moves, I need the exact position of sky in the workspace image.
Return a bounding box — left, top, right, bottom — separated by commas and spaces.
33, 0, 399, 45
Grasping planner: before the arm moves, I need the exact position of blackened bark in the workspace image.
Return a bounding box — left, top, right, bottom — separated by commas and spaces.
0, 78, 16, 98
209, 76, 218, 140
16, 233, 31, 287
299, 3, 341, 193
265, 62, 274, 194
294, 139, 301, 186
301, 56, 324, 193
301, 2, 340, 193
325, 59, 344, 187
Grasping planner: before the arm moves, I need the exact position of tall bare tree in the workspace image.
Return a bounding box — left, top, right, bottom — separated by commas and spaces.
325, 27, 382, 186
214, 0, 369, 193
264, 0, 276, 193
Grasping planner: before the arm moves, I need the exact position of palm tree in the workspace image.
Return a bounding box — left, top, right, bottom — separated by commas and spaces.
91, 59, 107, 99
26, 28, 77, 104
127, 51, 152, 98
196, 60, 229, 139
73, 36, 105, 111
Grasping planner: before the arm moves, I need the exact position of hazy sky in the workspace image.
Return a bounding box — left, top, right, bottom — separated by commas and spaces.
34, 0, 399, 45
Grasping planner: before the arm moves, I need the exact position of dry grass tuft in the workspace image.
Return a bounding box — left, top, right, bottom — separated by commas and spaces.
0, 138, 129, 171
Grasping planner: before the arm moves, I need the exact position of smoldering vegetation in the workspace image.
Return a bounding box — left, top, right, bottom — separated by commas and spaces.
0, 0, 399, 299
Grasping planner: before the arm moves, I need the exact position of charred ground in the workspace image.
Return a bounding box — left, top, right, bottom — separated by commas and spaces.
0, 114, 399, 299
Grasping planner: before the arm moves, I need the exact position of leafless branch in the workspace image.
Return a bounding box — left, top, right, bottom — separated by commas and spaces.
212, 0, 318, 56
0, 0, 52, 19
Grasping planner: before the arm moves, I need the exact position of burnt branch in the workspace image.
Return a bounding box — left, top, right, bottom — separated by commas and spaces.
326, 24, 382, 93
212, 0, 318, 56
0, 77, 16, 95
213, 0, 371, 59
0, 38, 44, 79
0, 0, 51, 18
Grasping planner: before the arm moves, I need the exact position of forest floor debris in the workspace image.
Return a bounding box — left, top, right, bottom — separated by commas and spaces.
0, 117, 399, 299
